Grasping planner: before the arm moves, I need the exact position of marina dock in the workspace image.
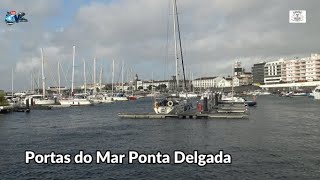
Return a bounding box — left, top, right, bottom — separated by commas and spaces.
118, 112, 249, 119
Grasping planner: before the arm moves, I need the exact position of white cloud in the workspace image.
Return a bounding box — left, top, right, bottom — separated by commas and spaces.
16, 57, 41, 73
1, 0, 320, 90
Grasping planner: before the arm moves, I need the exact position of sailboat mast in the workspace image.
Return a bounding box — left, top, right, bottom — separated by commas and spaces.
71, 46, 75, 95
83, 59, 87, 94
37, 71, 40, 94
112, 60, 114, 93
99, 64, 102, 92
11, 68, 13, 98
30, 71, 33, 93
41, 48, 45, 98
58, 61, 61, 95
93, 57, 96, 93
172, 0, 179, 90
131, 68, 133, 95
152, 72, 154, 95
200, 76, 202, 94
121, 61, 124, 92
192, 72, 194, 92
174, 0, 187, 90
231, 63, 234, 97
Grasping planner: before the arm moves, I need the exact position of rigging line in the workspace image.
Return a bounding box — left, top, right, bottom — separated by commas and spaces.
100, 62, 104, 85
116, 61, 122, 86
164, 0, 171, 81
174, 0, 187, 90
87, 61, 93, 86
48, 64, 58, 89
65, 62, 71, 87
44, 58, 58, 89
59, 62, 70, 89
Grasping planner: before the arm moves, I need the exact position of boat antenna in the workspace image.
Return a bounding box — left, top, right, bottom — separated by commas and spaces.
174, 0, 187, 91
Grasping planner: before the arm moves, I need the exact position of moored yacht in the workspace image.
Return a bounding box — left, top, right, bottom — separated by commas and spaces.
112, 93, 129, 101
88, 94, 113, 104
26, 95, 56, 105
154, 96, 193, 114
175, 92, 198, 98
153, 0, 194, 114
59, 95, 93, 106
5, 96, 21, 108
292, 91, 307, 97
221, 94, 257, 106
313, 86, 320, 100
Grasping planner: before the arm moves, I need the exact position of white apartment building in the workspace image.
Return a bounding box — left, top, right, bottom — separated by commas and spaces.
193, 76, 239, 88
193, 77, 216, 88
281, 57, 306, 82
217, 78, 231, 88
142, 81, 169, 90
264, 59, 284, 84
265, 53, 320, 84
306, 53, 320, 81
232, 77, 240, 86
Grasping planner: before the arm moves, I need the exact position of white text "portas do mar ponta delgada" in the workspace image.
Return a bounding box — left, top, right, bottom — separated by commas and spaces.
25, 150, 232, 167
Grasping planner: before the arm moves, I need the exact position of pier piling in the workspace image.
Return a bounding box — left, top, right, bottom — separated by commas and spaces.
26, 99, 29, 109
203, 97, 208, 112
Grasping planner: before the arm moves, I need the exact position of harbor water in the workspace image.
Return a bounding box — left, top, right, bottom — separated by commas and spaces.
1, 96, 320, 179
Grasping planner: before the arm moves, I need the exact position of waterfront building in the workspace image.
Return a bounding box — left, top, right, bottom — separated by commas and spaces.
281, 54, 320, 83
306, 53, 320, 81
136, 80, 143, 90
192, 76, 242, 89
114, 83, 130, 91
217, 78, 231, 88
234, 61, 243, 77
265, 53, 320, 84
167, 76, 192, 91
47, 86, 68, 92
252, 62, 266, 84
142, 80, 169, 91
213, 77, 225, 87
239, 72, 253, 85
264, 59, 284, 84
232, 77, 240, 86
193, 77, 216, 89
225, 77, 241, 87
168, 76, 178, 90
281, 57, 306, 83
79, 84, 105, 91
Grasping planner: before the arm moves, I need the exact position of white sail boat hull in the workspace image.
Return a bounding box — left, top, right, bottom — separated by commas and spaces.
35, 99, 56, 105
113, 96, 128, 101
89, 95, 113, 104
313, 86, 320, 100
59, 99, 93, 106
154, 106, 175, 114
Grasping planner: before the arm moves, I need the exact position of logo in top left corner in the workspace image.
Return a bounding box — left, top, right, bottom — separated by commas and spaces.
289, 10, 306, 23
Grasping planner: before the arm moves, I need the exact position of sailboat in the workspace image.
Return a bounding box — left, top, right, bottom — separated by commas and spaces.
220, 63, 256, 106
111, 60, 128, 101
88, 59, 114, 104
59, 46, 93, 106
154, 0, 193, 114
313, 86, 320, 100
27, 48, 56, 106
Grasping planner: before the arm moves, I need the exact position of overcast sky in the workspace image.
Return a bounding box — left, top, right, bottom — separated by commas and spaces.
0, 0, 319, 91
